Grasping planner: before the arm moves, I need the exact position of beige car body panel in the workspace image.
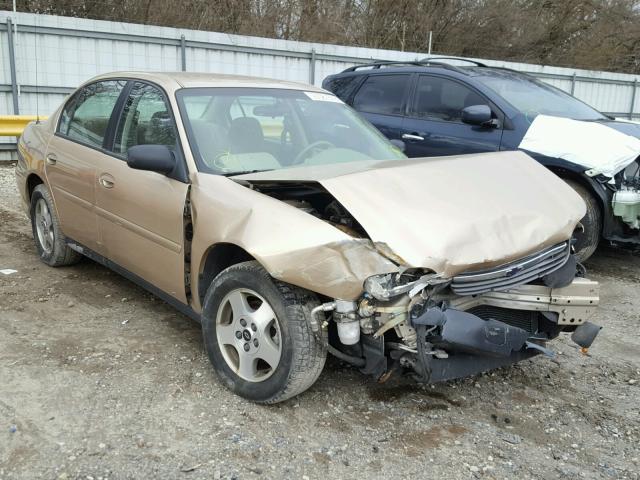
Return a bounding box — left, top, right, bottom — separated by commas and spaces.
93, 157, 190, 302
16, 72, 590, 318
44, 133, 102, 253
234, 151, 585, 277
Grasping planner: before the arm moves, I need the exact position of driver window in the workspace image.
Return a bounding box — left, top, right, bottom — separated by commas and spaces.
411, 76, 486, 122
113, 82, 177, 156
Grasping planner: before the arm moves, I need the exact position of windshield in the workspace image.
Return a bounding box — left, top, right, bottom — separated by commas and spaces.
477, 73, 606, 122
176, 87, 405, 175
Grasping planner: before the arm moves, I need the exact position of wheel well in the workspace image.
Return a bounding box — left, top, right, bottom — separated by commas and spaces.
26, 173, 44, 200
198, 243, 255, 305
548, 167, 605, 209
548, 166, 607, 235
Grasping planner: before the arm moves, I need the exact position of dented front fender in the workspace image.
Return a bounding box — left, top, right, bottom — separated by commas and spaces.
189, 173, 398, 311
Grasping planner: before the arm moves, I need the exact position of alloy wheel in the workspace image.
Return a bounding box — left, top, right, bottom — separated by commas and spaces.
215, 288, 283, 382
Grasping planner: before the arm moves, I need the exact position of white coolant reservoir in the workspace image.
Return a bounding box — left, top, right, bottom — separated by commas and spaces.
612, 188, 640, 229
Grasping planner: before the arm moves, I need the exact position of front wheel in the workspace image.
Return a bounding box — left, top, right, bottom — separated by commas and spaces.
201, 261, 327, 403
564, 179, 602, 262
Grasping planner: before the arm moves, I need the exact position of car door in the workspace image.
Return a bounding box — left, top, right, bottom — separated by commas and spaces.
94, 81, 190, 302
45, 80, 127, 253
351, 73, 412, 143
402, 75, 503, 157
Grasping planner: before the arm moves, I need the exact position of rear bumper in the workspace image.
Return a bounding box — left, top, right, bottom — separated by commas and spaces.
14, 145, 30, 215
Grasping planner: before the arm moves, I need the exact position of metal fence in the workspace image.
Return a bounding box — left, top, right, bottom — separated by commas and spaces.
1, 10, 640, 159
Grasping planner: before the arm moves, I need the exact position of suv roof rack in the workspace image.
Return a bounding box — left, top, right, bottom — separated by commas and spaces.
340, 57, 487, 74
418, 56, 487, 67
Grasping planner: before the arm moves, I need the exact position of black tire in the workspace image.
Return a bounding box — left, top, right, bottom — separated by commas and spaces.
29, 184, 82, 267
564, 179, 601, 262
201, 261, 327, 403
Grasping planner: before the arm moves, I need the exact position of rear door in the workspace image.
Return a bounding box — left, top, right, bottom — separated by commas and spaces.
94, 81, 190, 302
46, 80, 127, 253
402, 75, 503, 157
351, 73, 412, 143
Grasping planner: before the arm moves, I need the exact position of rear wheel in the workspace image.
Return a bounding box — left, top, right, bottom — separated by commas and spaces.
564, 179, 601, 262
201, 261, 326, 403
29, 184, 82, 267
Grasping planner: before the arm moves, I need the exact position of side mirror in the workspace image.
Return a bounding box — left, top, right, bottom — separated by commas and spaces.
127, 145, 176, 175
461, 105, 494, 126
390, 139, 406, 152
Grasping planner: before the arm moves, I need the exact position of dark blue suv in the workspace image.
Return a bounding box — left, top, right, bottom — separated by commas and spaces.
323, 59, 640, 260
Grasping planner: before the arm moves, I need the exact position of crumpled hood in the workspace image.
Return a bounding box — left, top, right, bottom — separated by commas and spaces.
236, 151, 585, 276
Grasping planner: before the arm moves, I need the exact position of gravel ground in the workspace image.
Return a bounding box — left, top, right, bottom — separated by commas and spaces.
1, 164, 639, 480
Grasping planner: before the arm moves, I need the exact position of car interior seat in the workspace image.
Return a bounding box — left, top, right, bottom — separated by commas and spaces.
228, 117, 265, 154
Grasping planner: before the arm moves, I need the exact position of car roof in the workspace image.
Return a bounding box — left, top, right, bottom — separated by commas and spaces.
86, 71, 327, 93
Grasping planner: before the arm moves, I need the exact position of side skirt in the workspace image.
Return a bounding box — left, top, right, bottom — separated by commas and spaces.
66, 239, 201, 323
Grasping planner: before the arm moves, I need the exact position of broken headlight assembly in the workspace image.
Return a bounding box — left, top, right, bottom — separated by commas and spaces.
363, 270, 449, 301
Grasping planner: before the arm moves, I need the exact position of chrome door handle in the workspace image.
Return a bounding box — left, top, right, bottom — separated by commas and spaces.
402, 133, 425, 142
99, 175, 115, 189
45, 153, 57, 165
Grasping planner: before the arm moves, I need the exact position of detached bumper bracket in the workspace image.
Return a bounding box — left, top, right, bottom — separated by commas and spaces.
412, 307, 530, 358
411, 306, 544, 383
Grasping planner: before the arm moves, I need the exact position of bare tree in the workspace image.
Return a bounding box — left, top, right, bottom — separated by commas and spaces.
8, 0, 640, 73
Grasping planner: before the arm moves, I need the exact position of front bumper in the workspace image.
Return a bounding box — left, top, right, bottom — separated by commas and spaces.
406, 278, 600, 383
448, 277, 599, 326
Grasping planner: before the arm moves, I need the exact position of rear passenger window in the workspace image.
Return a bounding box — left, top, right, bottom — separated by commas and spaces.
324, 76, 362, 102
113, 82, 177, 155
352, 75, 410, 115
58, 80, 126, 147
411, 76, 486, 122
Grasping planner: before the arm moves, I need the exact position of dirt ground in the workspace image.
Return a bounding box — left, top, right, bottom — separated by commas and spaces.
0, 164, 639, 480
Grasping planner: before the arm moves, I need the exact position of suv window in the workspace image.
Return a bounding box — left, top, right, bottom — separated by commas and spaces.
411, 75, 486, 122
352, 74, 410, 115
114, 82, 177, 155
58, 80, 126, 147
324, 76, 362, 102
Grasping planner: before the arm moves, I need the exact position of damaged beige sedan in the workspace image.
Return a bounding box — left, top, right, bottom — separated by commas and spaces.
16, 72, 602, 403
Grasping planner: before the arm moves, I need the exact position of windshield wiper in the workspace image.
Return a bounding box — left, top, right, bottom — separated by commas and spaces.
221, 169, 274, 177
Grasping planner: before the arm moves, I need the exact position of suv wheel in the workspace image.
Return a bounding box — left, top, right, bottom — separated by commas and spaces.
564, 179, 601, 262
30, 184, 82, 267
202, 261, 327, 403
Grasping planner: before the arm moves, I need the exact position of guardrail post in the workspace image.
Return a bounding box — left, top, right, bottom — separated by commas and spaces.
6, 17, 20, 114
570, 73, 576, 96
309, 48, 316, 85
629, 79, 637, 120
180, 34, 187, 71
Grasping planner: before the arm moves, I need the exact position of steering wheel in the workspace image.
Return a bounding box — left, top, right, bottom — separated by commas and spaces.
292, 141, 334, 164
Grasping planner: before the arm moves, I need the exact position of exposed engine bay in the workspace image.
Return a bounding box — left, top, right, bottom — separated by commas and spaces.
612, 158, 640, 230
239, 178, 601, 383
238, 180, 368, 238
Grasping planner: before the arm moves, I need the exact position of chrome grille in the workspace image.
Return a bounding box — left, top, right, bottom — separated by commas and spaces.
451, 241, 571, 296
